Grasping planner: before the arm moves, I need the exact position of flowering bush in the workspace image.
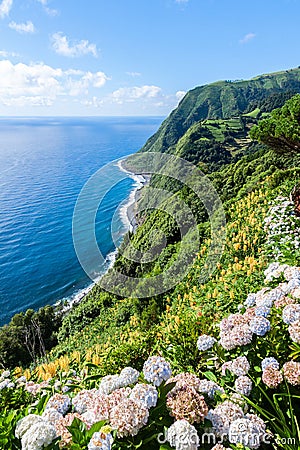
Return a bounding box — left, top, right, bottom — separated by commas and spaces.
1, 182, 300, 449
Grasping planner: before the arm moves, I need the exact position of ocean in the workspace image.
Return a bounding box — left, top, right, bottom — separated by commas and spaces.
0, 116, 162, 326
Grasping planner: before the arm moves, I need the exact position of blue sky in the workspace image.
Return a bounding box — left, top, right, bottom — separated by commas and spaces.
0, 0, 299, 116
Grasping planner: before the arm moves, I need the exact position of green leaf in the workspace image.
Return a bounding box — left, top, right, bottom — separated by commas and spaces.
202, 371, 218, 383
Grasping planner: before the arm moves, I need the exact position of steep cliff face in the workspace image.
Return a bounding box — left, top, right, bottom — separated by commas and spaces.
140, 67, 300, 155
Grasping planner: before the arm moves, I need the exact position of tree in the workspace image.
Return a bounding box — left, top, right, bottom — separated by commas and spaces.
250, 94, 300, 153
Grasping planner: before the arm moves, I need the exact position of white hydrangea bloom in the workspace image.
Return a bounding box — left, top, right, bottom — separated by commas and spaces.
167, 419, 199, 450
21, 421, 57, 450
229, 418, 263, 449
88, 431, 113, 450
15, 415, 45, 439
98, 375, 122, 395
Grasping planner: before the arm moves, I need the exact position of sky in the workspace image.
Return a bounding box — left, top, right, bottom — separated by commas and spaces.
0, 0, 299, 116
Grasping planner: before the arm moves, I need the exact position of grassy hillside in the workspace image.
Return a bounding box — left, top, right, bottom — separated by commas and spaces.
140, 67, 300, 155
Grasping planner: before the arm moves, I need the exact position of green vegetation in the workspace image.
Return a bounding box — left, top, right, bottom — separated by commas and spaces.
250, 93, 300, 154
140, 68, 300, 155
1, 71, 300, 449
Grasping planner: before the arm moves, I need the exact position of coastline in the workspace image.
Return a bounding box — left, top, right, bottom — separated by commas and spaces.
117, 159, 150, 232
57, 157, 150, 313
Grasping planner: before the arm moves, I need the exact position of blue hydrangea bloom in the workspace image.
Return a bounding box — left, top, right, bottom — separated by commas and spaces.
261, 357, 279, 371
282, 304, 300, 325
143, 356, 172, 386
244, 293, 257, 307
255, 306, 271, 318
196, 335, 217, 351
249, 317, 271, 336
130, 384, 158, 408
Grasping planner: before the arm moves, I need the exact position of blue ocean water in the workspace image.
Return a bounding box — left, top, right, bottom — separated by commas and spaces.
0, 116, 162, 326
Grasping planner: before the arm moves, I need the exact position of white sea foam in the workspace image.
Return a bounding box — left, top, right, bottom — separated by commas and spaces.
117, 159, 148, 232
56, 249, 118, 313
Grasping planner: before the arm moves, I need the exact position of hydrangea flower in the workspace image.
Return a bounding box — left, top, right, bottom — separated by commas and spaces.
109, 398, 149, 437
244, 293, 257, 307
243, 307, 256, 322
45, 394, 71, 415
20, 420, 57, 450
287, 278, 300, 292
230, 356, 250, 376
229, 418, 263, 449
249, 317, 271, 336
72, 389, 98, 414
230, 393, 249, 413
0, 379, 13, 390
282, 304, 300, 325
245, 413, 266, 434
206, 401, 244, 437
143, 356, 172, 386
167, 386, 208, 424
255, 294, 274, 309
1, 370, 10, 378
264, 262, 282, 281
198, 380, 224, 398
261, 357, 279, 371
282, 361, 300, 386
167, 419, 199, 450
15, 415, 45, 439
262, 366, 283, 389
130, 384, 158, 408
107, 387, 132, 412
289, 320, 300, 344
42, 408, 63, 425
220, 324, 253, 350
119, 367, 139, 387
274, 296, 296, 309
167, 373, 202, 392
98, 375, 122, 395
87, 430, 113, 450
255, 306, 271, 318
52, 412, 86, 447
80, 389, 127, 425
196, 335, 216, 351
234, 376, 252, 396
284, 266, 300, 281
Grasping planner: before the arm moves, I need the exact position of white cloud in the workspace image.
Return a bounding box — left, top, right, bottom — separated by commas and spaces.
66, 71, 109, 96
175, 0, 189, 3
51, 32, 98, 58
36, 0, 58, 16
239, 32, 256, 44
45, 7, 58, 16
111, 85, 162, 104
0, 0, 12, 18
126, 71, 141, 77
0, 59, 109, 107
0, 49, 19, 57
9, 21, 35, 34
176, 90, 186, 101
